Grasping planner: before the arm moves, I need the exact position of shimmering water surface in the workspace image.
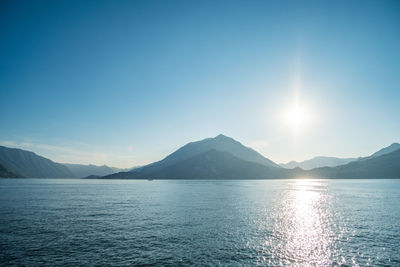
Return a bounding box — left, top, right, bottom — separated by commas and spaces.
1, 179, 399, 266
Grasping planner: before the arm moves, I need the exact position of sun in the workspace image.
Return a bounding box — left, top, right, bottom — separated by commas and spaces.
286, 105, 308, 129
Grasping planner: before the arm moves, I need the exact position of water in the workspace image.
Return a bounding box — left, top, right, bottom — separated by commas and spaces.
0, 179, 399, 266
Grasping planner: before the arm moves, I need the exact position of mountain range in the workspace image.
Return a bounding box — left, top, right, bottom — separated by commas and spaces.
280, 143, 400, 170
0, 146, 74, 178
0, 146, 123, 178
309, 148, 400, 178
280, 157, 358, 170
100, 135, 400, 179
63, 163, 125, 178
1, 136, 399, 179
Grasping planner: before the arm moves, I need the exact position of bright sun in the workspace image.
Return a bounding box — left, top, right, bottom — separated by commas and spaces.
286, 105, 308, 129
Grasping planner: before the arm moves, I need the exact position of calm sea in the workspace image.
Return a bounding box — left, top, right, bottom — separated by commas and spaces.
0, 179, 399, 266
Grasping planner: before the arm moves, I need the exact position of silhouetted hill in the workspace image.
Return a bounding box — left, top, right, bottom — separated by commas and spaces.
280, 156, 357, 170
280, 143, 400, 170
309, 148, 400, 178
63, 163, 120, 178
101, 149, 301, 179
0, 162, 22, 178
133, 134, 278, 174
0, 146, 75, 178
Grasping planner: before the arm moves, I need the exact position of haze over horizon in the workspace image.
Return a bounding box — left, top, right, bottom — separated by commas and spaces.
1, 0, 399, 168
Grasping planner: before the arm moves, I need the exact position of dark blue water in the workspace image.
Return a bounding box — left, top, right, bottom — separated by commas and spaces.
1, 179, 399, 266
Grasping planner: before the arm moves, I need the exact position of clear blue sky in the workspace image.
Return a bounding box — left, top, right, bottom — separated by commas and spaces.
1, 0, 399, 167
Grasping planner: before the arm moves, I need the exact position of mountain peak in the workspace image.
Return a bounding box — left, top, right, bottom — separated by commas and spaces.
212, 134, 239, 145
214, 134, 230, 139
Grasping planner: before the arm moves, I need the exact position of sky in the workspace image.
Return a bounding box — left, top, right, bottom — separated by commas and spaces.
1, 0, 399, 168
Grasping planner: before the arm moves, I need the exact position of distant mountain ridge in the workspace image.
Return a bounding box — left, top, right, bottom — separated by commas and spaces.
0, 146, 74, 178
309, 148, 400, 178
280, 142, 400, 170
280, 156, 357, 170
63, 163, 123, 178
0, 146, 134, 178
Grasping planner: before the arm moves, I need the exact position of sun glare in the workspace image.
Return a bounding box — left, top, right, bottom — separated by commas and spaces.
286, 105, 308, 129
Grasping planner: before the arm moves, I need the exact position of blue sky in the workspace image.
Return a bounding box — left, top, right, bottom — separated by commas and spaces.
1, 0, 399, 167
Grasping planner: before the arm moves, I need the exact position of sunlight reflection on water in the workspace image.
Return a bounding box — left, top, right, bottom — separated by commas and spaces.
269, 180, 345, 266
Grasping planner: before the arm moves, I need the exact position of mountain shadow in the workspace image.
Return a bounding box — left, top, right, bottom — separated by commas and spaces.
0, 162, 22, 178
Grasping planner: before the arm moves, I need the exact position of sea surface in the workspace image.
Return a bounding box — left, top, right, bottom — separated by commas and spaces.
0, 179, 399, 266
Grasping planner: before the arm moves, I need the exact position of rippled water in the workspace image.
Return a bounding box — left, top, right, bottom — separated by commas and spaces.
0, 179, 399, 266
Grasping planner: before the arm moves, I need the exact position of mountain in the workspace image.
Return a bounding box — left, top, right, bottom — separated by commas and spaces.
0, 162, 22, 178
0, 146, 75, 178
279, 143, 400, 170
309, 148, 400, 178
63, 163, 121, 178
2, 136, 397, 180
365, 143, 400, 159
111, 166, 130, 173
101, 149, 302, 179
99, 135, 294, 179
132, 134, 278, 174
280, 156, 357, 170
